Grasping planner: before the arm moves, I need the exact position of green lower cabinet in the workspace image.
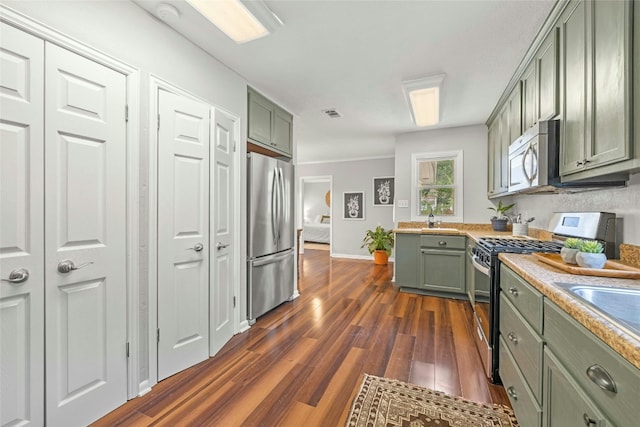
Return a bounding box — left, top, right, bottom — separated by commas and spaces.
543, 348, 611, 427
419, 248, 465, 295
394, 234, 420, 288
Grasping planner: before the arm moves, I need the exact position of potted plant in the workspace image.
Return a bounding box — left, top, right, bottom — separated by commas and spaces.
576, 240, 606, 269
488, 201, 516, 231
560, 238, 583, 264
361, 225, 394, 265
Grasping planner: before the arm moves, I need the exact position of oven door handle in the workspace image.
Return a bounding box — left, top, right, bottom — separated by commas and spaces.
472, 255, 490, 276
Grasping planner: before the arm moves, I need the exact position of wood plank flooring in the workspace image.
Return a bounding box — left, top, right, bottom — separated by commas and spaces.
93, 249, 509, 426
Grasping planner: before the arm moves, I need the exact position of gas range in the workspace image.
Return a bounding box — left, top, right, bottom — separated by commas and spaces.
472, 237, 563, 269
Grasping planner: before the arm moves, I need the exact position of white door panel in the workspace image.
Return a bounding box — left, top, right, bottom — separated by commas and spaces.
157, 90, 210, 380
210, 109, 236, 356
45, 43, 127, 426
0, 23, 44, 427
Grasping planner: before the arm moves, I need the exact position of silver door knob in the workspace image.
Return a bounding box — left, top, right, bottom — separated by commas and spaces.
189, 243, 204, 252
1, 268, 30, 283
216, 242, 230, 250
58, 260, 93, 273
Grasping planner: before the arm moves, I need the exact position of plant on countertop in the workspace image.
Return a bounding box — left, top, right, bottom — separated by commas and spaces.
578, 240, 604, 253
563, 238, 584, 249
487, 200, 516, 219
560, 238, 584, 264
488, 201, 515, 231
576, 239, 606, 269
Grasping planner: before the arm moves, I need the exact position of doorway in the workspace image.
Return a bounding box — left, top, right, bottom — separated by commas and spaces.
299, 176, 332, 254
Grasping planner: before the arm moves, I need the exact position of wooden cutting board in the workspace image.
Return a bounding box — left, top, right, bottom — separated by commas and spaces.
533, 253, 640, 279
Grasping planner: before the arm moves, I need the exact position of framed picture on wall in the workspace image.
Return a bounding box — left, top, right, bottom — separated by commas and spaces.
343, 191, 365, 220
372, 177, 394, 206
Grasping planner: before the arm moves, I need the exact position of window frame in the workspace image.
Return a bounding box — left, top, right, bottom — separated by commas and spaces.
410, 150, 464, 222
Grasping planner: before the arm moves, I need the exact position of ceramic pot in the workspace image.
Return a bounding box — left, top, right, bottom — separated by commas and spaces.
373, 250, 389, 265
560, 247, 579, 264
576, 252, 607, 269
491, 218, 508, 231
349, 209, 358, 218
378, 195, 390, 205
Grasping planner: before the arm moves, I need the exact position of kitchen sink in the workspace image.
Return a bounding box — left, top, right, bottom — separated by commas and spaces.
554, 283, 640, 338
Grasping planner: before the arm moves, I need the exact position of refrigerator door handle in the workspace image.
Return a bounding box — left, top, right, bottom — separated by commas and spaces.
251, 248, 294, 267
270, 168, 278, 245
277, 167, 284, 244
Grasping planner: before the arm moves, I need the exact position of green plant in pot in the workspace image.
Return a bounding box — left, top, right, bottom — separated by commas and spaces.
560, 238, 583, 265
361, 225, 394, 265
576, 240, 606, 269
488, 201, 515, 231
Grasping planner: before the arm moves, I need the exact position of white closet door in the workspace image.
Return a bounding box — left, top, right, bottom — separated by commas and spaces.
0, 23, 45, 427
209, 109, 236, 356
44, 43, 127, 426
157, 90, 210, 380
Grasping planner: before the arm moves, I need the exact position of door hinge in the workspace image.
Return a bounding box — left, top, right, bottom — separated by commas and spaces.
233, 142, 236, 152
125, 105, 129, 122
157, 114, 160, 131
157, 328, 160, 343
126, 342, 130, 358
233, 296, 236, 308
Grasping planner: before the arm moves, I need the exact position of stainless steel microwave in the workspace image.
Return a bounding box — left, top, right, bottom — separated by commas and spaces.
507, 120, 626, 194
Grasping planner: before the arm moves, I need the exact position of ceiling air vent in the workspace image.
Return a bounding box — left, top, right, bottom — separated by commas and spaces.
322, 108, 342, 118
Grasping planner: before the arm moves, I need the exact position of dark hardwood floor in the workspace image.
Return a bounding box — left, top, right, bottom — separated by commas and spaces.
93, 249, 509, 426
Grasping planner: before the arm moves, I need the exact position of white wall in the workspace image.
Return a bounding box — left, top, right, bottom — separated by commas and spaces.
394, 124, 489, 223
4, 0, 249, 394
297, 158, 395, 258
303, 181, 331, 223
511, 173, 640, 245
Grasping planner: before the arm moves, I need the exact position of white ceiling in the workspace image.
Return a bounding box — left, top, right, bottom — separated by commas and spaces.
133, 0, 556, 163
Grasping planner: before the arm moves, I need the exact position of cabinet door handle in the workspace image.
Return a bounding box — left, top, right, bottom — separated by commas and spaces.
507, 332, 518, 344
506, 386, 518, 400
586, 364, 617, 393
583, 413, 596, 426
508, 287, 519, 296
438, 241, 447, 246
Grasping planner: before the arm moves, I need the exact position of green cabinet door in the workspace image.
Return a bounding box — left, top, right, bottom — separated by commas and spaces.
521, 62, 537, 131
487, 118, 500, 196
419, 248, 465, 294
248, 89, 274, 146
559, 0, 587, 176
273, 106, 293, 155
588, 0, 631, 168
559, 0, 632, 177
543, 348, 611, 427
537, 28, 558, 122
394, 234, 420, 288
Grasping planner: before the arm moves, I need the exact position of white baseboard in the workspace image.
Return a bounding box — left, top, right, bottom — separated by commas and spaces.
238, 319, 251, 333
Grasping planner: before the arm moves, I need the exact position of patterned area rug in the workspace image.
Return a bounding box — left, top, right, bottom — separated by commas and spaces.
345, 374, 519, 427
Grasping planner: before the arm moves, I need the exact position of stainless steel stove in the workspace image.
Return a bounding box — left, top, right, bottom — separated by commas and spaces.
470, 212, 618, 383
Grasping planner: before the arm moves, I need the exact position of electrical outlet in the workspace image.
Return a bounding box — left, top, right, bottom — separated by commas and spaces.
397, 200, 409, 208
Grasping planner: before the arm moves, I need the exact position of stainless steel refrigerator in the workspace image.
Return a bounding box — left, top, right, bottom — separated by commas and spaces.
247, 152, 294, 323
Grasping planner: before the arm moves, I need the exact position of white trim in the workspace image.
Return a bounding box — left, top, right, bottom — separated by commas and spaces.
0, 4, 143, 399
238, 319, 251, 333
330, 253, 371, 260
410, 149, 464, 223
297, 154, 394, 165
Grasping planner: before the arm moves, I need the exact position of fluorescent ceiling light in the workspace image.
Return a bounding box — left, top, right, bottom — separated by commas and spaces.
402, 74, 445, 127
185, 0, 283, 44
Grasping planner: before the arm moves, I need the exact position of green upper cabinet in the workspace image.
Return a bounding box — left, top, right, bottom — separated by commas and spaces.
488, 84, 520, 197
537, 28, 559, 123
522, 28, 559, 132
247, 87, 293, 157
559, 0, 632, 178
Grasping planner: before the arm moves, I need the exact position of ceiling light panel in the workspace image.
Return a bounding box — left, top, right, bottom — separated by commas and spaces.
402, 74, 445, 127
185, 0, 282, 44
